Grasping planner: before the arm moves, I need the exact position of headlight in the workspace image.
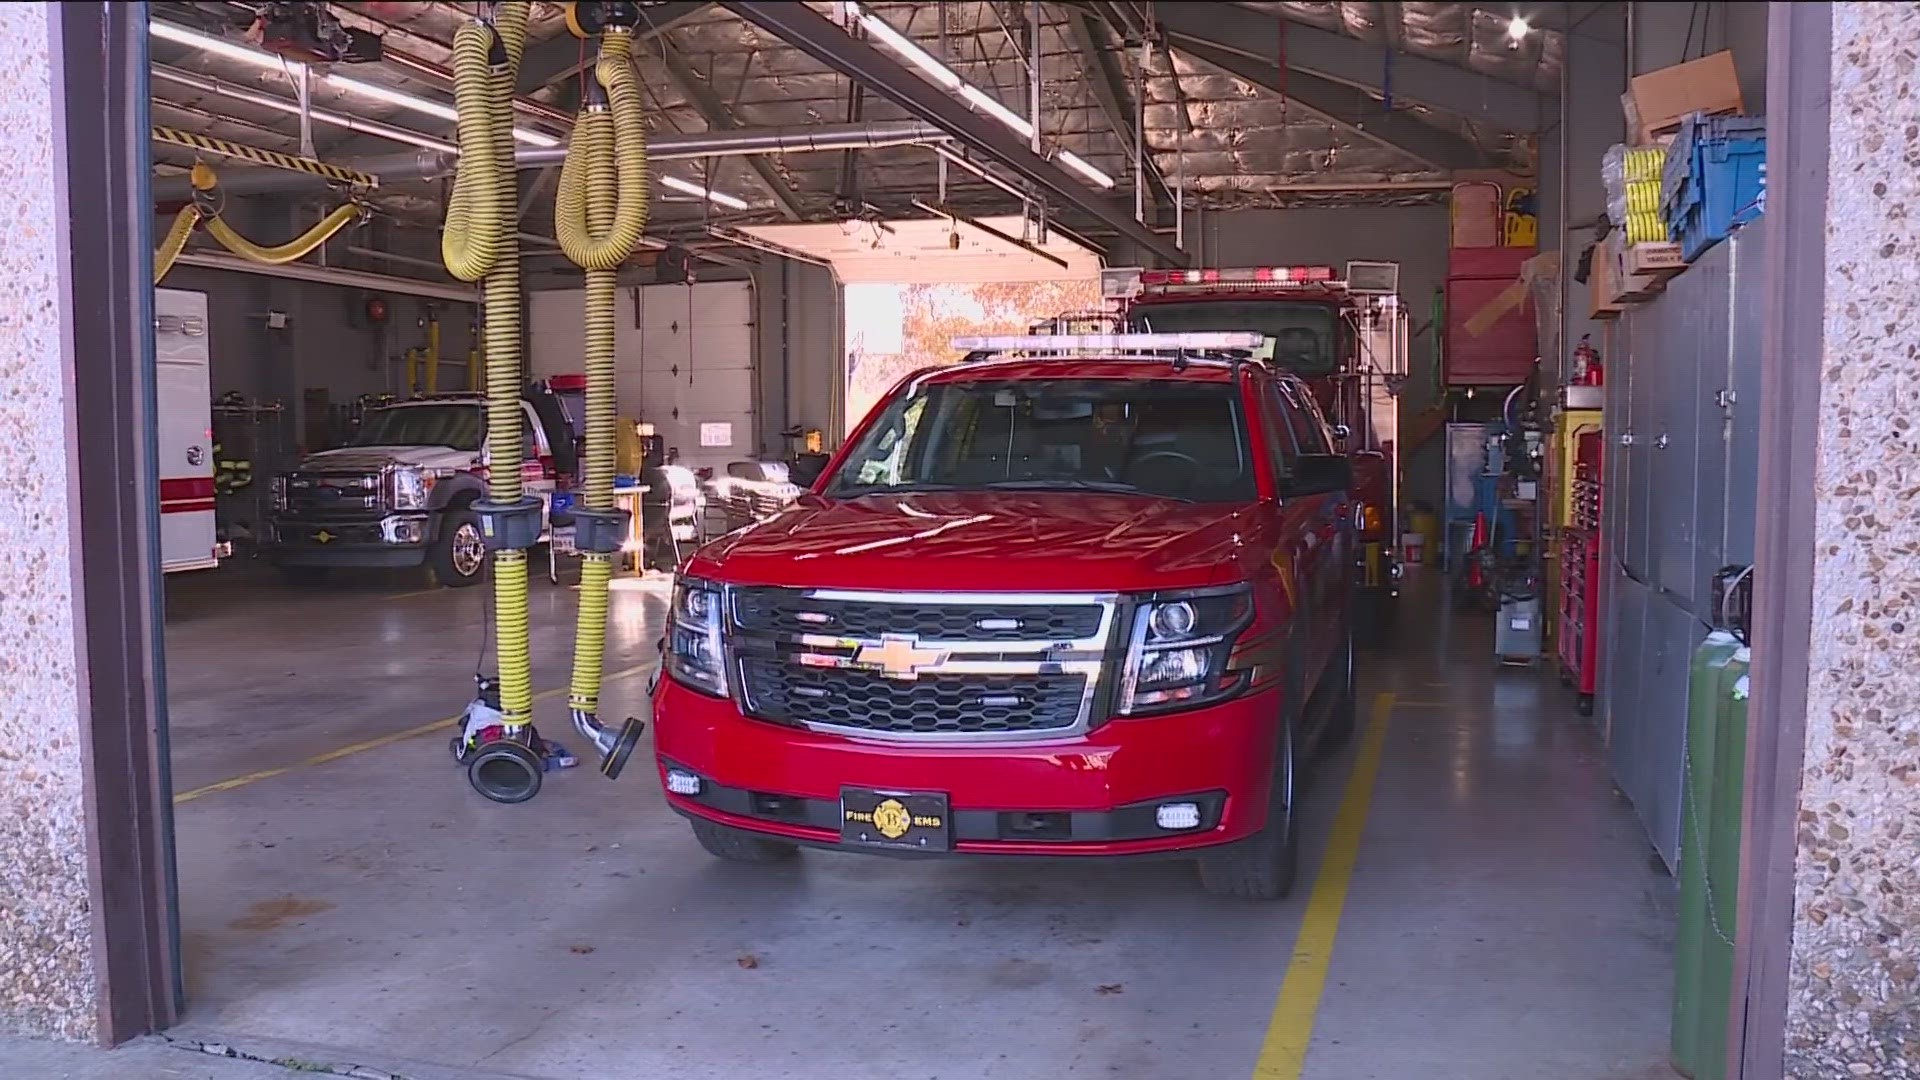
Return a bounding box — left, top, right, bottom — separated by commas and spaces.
388, 467, 428, 510
666, 576, 729, 697
270, 476, 288, 510
1118, 585, 1254, 716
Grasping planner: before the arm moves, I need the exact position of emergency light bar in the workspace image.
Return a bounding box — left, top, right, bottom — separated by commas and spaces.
951, 332, 1266, 352
1101, 265, 1340, 300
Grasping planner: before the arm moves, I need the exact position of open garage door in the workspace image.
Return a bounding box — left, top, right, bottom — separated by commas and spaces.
529, 281, 756, 473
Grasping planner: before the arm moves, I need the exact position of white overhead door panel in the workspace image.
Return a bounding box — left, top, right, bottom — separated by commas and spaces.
628, 281, 755, 472
527, 290, 587, 380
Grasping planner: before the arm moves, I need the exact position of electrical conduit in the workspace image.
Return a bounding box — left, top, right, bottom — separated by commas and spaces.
555, 15, 649, 765
442, 2, 542, 798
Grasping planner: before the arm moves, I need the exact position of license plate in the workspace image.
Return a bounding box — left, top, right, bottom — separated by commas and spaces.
551, 529, 577, 556
840, 788, 952, 851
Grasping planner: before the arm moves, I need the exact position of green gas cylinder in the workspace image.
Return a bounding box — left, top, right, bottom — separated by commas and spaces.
1671, 630, 1745, 1077
1690, 646, 1750, 1080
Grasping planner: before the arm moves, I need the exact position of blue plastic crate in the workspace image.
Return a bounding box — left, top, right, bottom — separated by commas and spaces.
1661, 119, 1766, 262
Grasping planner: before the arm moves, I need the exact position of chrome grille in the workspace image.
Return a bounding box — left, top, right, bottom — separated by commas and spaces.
739, 658, 1085, 735
725, 587, 1118, 742
731, 587, 1104, 642
284, 472, 382, 516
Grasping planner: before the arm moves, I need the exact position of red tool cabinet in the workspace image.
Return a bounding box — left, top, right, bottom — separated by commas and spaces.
1558, 430, 1604, 715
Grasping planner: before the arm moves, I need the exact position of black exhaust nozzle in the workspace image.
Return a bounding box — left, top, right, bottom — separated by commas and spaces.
600, 717, 646, 780
468, 737, 544, 803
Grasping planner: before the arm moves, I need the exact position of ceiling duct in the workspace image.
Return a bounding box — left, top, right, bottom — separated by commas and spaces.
151, 121, 950, 201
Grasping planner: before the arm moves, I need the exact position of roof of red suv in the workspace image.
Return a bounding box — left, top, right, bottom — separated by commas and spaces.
921, 357, 1241, 384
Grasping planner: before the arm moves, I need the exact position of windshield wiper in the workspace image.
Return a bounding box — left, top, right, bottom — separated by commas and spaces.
982, 478, 1191, 501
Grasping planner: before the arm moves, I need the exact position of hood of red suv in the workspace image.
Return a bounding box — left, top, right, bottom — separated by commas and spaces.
688, 491, 1251, 593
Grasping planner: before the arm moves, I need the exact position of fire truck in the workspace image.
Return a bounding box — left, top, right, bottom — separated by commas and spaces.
1105, 261, 1408, 636
156, 287, 224, 574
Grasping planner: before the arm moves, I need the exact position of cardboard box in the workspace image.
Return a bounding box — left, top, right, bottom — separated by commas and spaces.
1588, 243, 1624, 320
1626, 242, 1687, 280
1623, 51, 1744, 142
1604, 233, 1663, 302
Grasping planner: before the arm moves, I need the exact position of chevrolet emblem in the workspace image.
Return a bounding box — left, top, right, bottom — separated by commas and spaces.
314, 530, 334, 545
854, 635, 949, 680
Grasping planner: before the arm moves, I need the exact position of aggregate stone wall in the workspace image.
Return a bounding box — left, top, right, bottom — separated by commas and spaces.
1786, 4, 1920, 1074
0, 1, 96, 1042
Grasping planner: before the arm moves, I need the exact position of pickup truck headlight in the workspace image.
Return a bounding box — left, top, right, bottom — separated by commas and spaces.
388, 467, 428, 510
665, 576, 729, 697
270, 476, 288, 510
387, 467, 446, 511
1118, 585, 1254, 716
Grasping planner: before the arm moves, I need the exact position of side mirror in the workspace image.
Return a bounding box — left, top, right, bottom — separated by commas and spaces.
1283, 453, 1352, 498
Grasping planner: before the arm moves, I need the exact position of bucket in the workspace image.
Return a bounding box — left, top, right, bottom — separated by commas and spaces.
1401, 532, 1426, 567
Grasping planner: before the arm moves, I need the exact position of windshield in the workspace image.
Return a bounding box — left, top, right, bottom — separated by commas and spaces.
1132, 300, 1340, 376
827, 377, 1255, 503
352, 403, 483, 451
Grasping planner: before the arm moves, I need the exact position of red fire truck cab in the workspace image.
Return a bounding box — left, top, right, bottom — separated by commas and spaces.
1111, 261, 1408, 638
650, 329, 1359, 900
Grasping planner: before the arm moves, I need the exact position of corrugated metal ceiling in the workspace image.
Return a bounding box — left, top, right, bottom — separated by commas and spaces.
148, 1, 1558, 235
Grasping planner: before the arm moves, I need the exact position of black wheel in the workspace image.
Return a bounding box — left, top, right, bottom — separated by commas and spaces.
431, 510, 487, 588
1198, 714, 1298, 900
278, 565, 331, 587
688, 818, 799, 864
1576, 693, 1595, 718
1319, 629, 1359, 750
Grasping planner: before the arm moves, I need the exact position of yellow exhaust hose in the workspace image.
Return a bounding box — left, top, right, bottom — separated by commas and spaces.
154, 205, 201, 283
203, 203, 362, 265
559, 27, 649, 753
443, 3, 536, 736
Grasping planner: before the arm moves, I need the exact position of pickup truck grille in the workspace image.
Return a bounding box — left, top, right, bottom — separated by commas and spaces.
284, 471, 383, 516
725, 587, 1116, 741
739, 658, 1086, 735
731, 587, 1104, 643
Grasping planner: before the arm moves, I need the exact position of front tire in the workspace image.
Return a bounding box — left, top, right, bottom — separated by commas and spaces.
1319, 628, 1359, 750
1199, 715, 1298, 900
689, 818, 799, 864
431, 510, 487, 588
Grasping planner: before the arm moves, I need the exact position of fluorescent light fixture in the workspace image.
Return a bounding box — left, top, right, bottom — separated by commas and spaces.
839, 3, 1115, 189
1506, 15, 1530, 41
659, 175, 751, 211
840, 3, 960, 90
149, 21, 561, 147
152, 67, 458, 154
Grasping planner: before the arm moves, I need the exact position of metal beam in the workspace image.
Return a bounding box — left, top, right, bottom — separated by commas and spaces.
1175, 40, 1486, 171
1062, 10, 1170, 214
657, 40, 804, 219
719, 1, 1186, 264
1153, 3, 1548, 133
517, 1, 712, 92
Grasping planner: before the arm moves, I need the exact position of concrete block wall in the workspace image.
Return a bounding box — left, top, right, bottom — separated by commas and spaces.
0, 0, 96, 1042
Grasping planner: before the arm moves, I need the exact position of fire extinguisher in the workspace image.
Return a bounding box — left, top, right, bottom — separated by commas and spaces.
1573, 335, 1604, 386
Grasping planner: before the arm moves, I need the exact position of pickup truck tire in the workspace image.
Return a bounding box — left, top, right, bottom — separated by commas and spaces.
688, 818, 799, 864
431, 510, 487, 588
1198, 713, 1297, 900
1318, 630, 1359, 750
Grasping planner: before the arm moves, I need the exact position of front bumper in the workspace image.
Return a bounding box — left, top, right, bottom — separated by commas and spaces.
651, 678, 1283, 857
268, 513, 431, 568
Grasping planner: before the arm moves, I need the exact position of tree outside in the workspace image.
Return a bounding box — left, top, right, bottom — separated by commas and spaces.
844, 277, 1103, 426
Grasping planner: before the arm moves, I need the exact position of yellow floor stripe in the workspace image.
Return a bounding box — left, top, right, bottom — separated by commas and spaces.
1252, 691, 1395, 1080
173, 660, 659, 805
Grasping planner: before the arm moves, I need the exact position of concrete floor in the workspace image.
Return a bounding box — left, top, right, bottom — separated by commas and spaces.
146, 566, 1676, 1080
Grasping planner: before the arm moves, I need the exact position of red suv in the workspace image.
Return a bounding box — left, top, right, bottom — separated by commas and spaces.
649, 331, 1358, 899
